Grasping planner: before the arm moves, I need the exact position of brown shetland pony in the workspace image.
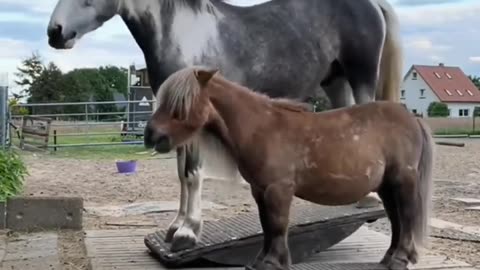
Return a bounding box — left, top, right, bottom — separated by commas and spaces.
144, 66, 434, 270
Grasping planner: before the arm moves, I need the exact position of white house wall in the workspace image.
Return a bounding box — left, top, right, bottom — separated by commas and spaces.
447, 103, 479, 118
401, 70, 440, 116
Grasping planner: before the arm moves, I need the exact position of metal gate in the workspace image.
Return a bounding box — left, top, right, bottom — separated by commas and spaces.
0, 83, 9, 149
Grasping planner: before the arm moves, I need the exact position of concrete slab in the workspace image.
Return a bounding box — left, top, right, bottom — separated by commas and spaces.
0, 201, 5, 229
430, 218, 480, 235
84, 200, 226, 218
452, 197, 480, 206
1, 232, 61, 270
6, 196, 83, 231
466, 206, 480, 211
3, 232, 58, 261
1, 256, 61, 270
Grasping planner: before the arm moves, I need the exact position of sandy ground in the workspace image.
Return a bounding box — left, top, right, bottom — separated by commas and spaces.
19, 138, 480, 269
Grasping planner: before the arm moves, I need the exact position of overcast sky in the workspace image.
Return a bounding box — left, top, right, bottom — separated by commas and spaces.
1, 0, 479, 93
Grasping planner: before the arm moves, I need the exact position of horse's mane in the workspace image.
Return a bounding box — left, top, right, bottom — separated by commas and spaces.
270, 98, 312, 112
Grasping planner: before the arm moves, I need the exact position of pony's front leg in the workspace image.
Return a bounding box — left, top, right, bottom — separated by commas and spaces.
254, 181, 294, 270
247, 186, 271, 270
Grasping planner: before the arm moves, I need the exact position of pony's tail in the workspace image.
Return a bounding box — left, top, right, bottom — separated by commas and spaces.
413, 118, 435, 249
372, 0, 403, 102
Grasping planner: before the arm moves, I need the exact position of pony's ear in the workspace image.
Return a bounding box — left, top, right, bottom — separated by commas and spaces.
195, 68, 218, 86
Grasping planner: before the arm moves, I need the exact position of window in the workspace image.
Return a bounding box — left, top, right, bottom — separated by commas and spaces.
412, 109, 417, 114
434, 72, 441, 79
419, 89, 425, 98
456, 89, 463, 96
412, 71, 417, 80
401, 90, 405, 98
466, 89, 474, 96
459, 109, 469, 117
445, 72, 452, 79
444, 89, 452, 96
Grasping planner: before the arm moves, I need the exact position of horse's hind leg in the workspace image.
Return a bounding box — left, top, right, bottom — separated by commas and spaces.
377, 181, 401, 267
169, 144, 205, 252
388, 169, 419, 270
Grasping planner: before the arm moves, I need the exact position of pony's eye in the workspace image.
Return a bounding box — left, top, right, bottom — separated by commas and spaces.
84, 0, 93, 7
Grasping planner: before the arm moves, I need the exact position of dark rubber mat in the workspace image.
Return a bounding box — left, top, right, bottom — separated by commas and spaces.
291, 262, 388, 270
144, 204, 385, 267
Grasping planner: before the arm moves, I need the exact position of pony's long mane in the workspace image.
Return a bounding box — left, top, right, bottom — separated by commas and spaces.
156, 66, 312, 120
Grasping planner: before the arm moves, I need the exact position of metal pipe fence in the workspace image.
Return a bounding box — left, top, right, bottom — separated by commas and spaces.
9, 99, 155, 150
0, 85, 8, 149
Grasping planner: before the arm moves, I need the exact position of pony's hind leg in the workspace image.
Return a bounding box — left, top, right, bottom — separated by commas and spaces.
388, 169, 419, 270
169, 144, 204, 252
377, 181, 401, 267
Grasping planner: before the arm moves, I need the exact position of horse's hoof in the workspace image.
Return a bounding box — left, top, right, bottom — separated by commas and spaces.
165, 225, 180, 243
379, 253, 392, 266
356, 193, 382, 209
170, 229, 198, 252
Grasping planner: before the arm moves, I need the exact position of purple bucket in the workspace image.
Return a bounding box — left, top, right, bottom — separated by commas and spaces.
116, 160, 137, 174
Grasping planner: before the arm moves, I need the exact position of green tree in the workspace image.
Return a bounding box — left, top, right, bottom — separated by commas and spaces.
28, 62, 66, 115
469, 75, 480, 90
14, 51, 45, 98
427, 101, 449, 117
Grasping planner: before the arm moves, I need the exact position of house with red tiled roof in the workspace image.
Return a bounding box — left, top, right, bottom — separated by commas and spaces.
400, 63, 480, 118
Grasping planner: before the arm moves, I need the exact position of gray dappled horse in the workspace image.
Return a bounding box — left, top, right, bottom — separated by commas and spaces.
47, 0, 403, 252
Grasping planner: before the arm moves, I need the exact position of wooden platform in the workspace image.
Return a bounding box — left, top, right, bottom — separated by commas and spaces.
144, 204, 385, 267
84, 225, 475, 270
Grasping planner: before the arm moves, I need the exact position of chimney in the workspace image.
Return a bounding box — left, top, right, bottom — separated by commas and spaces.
439, 63, 444, 67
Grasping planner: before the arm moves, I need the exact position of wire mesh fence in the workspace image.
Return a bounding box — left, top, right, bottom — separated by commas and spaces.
9, 99, 155, 151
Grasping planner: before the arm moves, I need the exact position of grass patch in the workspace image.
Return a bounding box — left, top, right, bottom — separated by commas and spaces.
0, 149, 28, 202
49, 145, 154, 160
434, 129, 480, 136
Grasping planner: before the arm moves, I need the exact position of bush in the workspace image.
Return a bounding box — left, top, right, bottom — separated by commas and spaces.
428, 102, 449, 117
0, 150, 28, 202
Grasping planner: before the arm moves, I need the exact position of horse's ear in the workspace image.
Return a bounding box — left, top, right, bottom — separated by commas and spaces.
195, 68, 218, 86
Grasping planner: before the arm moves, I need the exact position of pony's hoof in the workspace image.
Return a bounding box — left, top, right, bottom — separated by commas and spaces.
356, 193, 382, 208
380, 252, 392, 266
170, 229, 198, 252
387, 257, 409, 270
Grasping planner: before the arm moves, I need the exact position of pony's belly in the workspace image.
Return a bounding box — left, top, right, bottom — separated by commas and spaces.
295, 173, 379, 206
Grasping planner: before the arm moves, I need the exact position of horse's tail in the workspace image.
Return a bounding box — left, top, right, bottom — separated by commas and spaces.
372, 0, 403, 102
413, 118, 435, 249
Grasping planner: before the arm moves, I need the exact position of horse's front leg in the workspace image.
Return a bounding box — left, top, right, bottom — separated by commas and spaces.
170, 144, 204, 252
254, 181, 294, 270
165, 147, 189, 243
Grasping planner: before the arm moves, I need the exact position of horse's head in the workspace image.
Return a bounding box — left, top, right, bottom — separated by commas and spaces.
144, 67, 218, 153
47, 0, 119, 49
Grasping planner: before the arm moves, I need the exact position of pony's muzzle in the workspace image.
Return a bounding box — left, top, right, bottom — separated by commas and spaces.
144, 123, 172, 153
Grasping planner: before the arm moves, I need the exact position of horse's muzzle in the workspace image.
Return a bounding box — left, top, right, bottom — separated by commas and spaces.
47, 23, 76, 49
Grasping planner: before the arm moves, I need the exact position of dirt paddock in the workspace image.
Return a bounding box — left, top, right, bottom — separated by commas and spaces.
19, 138, 480, 269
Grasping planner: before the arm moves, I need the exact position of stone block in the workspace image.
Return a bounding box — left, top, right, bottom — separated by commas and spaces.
6, 196, 83, 231
0, 201, 5, 229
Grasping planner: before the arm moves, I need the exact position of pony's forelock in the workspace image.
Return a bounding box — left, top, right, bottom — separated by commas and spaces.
156, 67, 204, 120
